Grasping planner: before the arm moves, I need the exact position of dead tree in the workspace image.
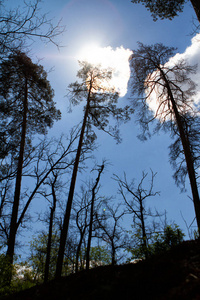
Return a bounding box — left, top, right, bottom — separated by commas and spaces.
113, 170, 160, 258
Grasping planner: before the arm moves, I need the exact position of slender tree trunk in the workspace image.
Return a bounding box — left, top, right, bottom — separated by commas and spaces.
75, 207, 88, 273
161, 70, 200, 233
86, 164, 104, 270
75, 231, 85, 273
55, 87, 92, 279
6, 78, 28, 266
139, 198, 148, 258
111, 243, 116, 266
0, 183, 9, 218
190, 0, 200, 23
44, 177, 57, 283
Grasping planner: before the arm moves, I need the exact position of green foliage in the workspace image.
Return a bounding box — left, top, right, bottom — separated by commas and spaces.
30, 232, 111, 278
127, 227, 148, 259
0, 257, 37, 297
131, 0, 186, 21
87, 246, 111, 267
150, 224, 185, 254
29, 232, 74, 280
0, 254, 14, 293
29, 233, 59, 281
128, 224, 185, 260
12, 262, 36, 292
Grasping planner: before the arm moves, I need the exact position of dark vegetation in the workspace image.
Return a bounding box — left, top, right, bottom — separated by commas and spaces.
131, 0, 200, 23
2, 239, 200, 300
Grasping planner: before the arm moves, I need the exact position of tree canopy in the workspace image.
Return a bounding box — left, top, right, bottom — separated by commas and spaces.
0, 51, 61, 160
131, 0, 200, 23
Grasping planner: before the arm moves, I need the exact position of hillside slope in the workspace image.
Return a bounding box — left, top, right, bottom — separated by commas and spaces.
2, 239, 200, 300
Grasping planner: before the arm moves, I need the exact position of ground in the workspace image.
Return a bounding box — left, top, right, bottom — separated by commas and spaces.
2, 239, 200, 300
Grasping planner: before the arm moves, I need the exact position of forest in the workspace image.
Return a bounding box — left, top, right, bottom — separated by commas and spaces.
0, 0, 200, 297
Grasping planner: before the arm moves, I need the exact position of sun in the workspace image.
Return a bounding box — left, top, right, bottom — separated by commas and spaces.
78, 44, 107, 66
77, 44, 132, 97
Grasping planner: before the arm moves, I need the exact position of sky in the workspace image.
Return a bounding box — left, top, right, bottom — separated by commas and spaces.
4, 0, 200, 258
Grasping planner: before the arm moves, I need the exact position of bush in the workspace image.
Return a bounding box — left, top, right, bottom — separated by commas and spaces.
0, 256, 36, 297
127, 224, 185, 260
150, 225, 185, 255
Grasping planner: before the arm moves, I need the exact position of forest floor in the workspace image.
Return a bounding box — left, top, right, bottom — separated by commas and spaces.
2, 239, 200, 300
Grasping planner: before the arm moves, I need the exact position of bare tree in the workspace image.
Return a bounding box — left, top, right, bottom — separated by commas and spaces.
85, 163, 105, 270
95, 202, 128, 265
113, 171, 160, 258
73, 187, 90, 273
71, 162, 106, 272
42, 171, 58, 283
0, 0, 65, 58
16, 127, 86, 232
0, 125, 89, 276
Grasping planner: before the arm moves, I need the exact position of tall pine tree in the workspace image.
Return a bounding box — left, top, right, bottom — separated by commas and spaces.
55, 62, 132, 278
0, 51, 61, 267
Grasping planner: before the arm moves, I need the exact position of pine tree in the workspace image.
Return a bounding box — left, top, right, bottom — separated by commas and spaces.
130, 42, 200, 233
0, 51, 61, 269
55, 62, 132, 278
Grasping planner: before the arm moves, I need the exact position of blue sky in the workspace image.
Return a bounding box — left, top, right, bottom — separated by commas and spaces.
5, 0, 200, 256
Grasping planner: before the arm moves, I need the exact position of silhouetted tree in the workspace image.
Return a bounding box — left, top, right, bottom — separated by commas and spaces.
0, 51, 61, 269
29, 232, 72, 281
15, 125, 93, 233
150, 224, 185, 255
131, 0, 200, 23
43, 171, 58, 283
0, 178, 12, 248
95, 202, 128, 265
127, 223, 184, 259
72, 172, 109, 272
114, 171, 160, 258
169, 114, 200, 189
55, 62, 132, 278
86, 163, 105, 270
73, 187, 90, 272
130, 42, 200, 233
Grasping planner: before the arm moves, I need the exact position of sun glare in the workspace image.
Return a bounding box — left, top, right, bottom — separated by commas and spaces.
77, 44, 132, 97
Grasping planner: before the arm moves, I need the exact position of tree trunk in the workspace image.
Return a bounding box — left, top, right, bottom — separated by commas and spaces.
139, 198, 148, 258
161, 69, 200, 233
0, 182, 9, 219
86, 164, 104, 270
6, 78, 28, 266
75, 231, 85, 273
44, 177, 57, 283
55, 87, 92, 279
111, 243, 116, 266
190, 0, 200, 23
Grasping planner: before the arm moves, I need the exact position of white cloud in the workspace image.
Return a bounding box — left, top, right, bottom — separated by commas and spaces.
77, 45, 132, 97
147, 33, 200, 119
